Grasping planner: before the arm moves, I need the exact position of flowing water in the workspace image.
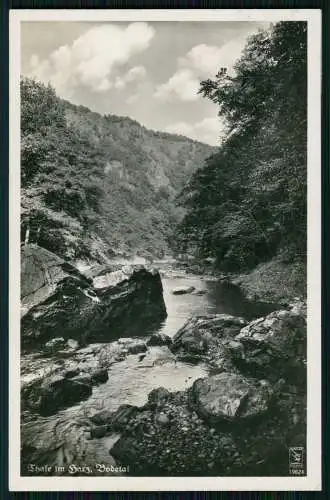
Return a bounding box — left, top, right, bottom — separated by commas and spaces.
21, 270, 278, 475
158, 275, 277, 338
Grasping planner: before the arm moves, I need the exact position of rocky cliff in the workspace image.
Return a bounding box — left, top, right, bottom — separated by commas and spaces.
21, 244, 167, 347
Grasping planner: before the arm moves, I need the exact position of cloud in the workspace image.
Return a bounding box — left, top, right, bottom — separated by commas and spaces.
154, 69, 200, 102
114, 65, 147, 89
28, 23, 155, 97
179, 39, 249, 78
154, 34, 253, 103
165, 116, 226, 146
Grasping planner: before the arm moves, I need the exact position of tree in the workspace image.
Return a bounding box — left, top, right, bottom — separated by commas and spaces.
176, 22, 307, 271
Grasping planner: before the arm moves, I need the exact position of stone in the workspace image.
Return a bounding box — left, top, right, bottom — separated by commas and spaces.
127, 341, 148, 355
44, 337, 66, 350
38, 375, 92, 416
21, 244, 91, 315
171, 314, 247, 363
111, 404, 139, 431
172, 286, 195, 295
67, 338, 79, 350
64, 368, 80, 379
147, 333, 172, 347
230, 306, 307, 381
91, 368, 109, 385
189, 372, 273, 424
155, 413, 170, 425
147, 387, 171, 408
21, 245, 167, 346
21, 416, 119, 476
90, 409, 113, 426
90, 424, 108, 439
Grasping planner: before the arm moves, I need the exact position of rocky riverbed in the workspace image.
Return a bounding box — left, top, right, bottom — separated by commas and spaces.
20, 246, 307, 477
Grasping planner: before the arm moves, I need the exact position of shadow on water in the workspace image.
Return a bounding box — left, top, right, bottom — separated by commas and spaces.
205, 280, 279, 320
153, 275, 280, 339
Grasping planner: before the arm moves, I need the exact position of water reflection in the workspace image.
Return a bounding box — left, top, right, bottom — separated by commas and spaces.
157, 276, 279, 338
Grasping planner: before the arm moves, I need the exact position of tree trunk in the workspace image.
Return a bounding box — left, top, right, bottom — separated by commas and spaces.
24, 227, 30, 246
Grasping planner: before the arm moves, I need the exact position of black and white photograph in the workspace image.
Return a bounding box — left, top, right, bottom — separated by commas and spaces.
9, 9, 322, 491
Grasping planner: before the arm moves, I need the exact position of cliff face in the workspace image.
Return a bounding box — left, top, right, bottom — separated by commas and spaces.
21, 244, 167, 347
21, 78, 215, 264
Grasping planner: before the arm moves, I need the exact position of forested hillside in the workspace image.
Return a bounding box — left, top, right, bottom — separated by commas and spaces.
21, 78, 214, 263
174, 22, 307, 297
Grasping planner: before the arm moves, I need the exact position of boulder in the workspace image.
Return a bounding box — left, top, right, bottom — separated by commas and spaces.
21, 245, 167, 346
22, 364, 109, 415
147, 333, 172, 347
44, 337, 66, 351
172, 286, 195, 295
90, 409, 113, 426
90, 424, 109, 439
21, 415, 118, 476
154, 412, 170, 426
64, 368, 80, 379
38, 375, 92, 416
127, 341, 148, 355
67, 338, 79, 350
147, 387, 171, 408
110, 404, 139, 431
21, 244, 92, 314
228, 306, 306, 381
189, 372, 273, 424
90, 368, 109, 385
171, 314, 247, 365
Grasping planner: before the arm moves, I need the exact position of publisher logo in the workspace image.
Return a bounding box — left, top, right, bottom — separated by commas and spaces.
289, 447, 305, 475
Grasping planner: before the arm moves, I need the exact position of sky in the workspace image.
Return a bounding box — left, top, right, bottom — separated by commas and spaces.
21, 21, 269, 146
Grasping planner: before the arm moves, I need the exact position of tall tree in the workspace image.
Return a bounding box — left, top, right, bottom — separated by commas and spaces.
176, 22, 307, 271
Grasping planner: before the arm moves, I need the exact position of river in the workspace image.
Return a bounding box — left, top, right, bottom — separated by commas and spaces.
158, 274, 277, 338
21, 270, 278, 475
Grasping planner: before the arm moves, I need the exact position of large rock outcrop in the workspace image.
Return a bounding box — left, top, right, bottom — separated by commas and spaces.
109, 303, 306, 476
21, 244, 91, 316
171, 314, 247, 367
189, 372, 274, 424
21, 244, 167, 347
227, 303, 307, 383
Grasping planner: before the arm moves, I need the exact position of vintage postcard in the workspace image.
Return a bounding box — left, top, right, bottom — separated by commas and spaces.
9, 8, 322, 491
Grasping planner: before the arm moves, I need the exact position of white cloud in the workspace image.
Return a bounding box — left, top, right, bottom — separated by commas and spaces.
165, 116, 226, 146
179, 39, 248, 78
28, 23, 155, 97
154, 34, 253, 103
114, 65, 147, 89
154, 69, 200, 102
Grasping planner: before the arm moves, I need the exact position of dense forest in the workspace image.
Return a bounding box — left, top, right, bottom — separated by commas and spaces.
21, 79, 213, 262
21, 21, 307, 300
175, 22, 307, 284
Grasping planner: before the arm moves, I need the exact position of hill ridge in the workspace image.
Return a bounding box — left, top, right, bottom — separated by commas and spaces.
21, 77, 215, 264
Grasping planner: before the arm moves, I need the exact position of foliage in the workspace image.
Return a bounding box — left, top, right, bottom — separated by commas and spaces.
175, 22, 307, 272
21, 78, 213, 261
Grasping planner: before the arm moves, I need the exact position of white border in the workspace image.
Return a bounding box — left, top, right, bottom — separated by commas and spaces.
9, 9, 322, 492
